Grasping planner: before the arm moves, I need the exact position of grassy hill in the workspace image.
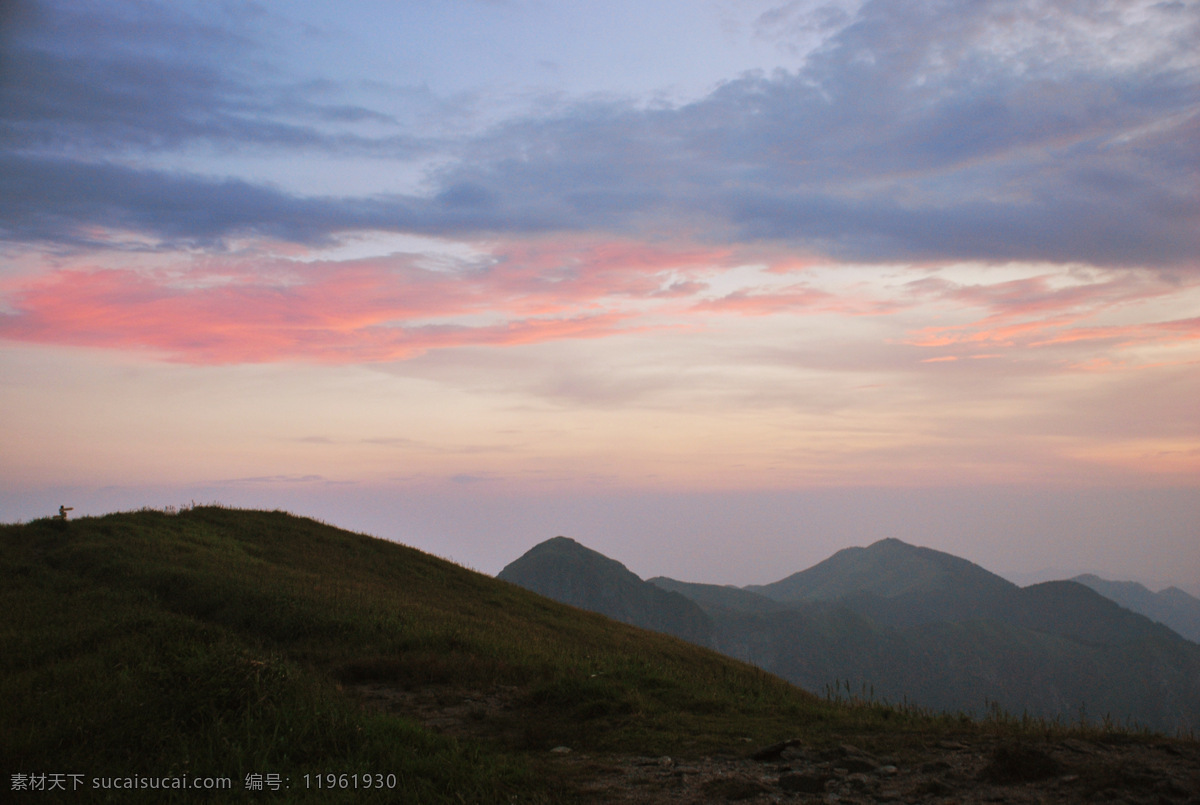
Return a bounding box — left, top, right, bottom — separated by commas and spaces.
3, 506, 953, 804
5, 507, 1196, 804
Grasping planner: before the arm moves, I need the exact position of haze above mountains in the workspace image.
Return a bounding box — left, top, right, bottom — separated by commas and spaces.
499, 537, 1200, 734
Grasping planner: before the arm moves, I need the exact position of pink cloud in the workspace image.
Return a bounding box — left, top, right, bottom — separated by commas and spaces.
0, 234, 897, 364
691, 285, 838, 315
691, 283, 904, 317
1029, 317, 1200, 349
0, 262, 646, 363
902, 271, 1200, 365
0, 237, 737, 364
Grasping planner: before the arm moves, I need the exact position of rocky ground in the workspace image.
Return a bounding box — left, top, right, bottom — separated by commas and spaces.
354, 683, 1200, 804
549, 736, 1200, 804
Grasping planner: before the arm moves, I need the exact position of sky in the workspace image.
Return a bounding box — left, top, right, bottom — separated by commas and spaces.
1, 0, 1198, 594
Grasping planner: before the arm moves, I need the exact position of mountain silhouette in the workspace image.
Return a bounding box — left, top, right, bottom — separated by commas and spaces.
497, 536, 712, 645
747, 538, 1017, 628
1073, 574, 1200, 644
648, 577, 789, 615
505, 536, 1200, 732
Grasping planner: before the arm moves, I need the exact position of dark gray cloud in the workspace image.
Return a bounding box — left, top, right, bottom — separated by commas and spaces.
0, 0, 425, 156
0, 153, 571, 249
2, 0, 1197, 267
0, 154, 393, 247
422, 0, 1200, 265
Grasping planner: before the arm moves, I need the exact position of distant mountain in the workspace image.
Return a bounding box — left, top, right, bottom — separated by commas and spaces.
747, 538, 1017, 628
508, 536, 1200, 732
748, 538, 1008, 601
497, 536, 712, 645
1073, 574, 1200, 644
648, 577, 789, 615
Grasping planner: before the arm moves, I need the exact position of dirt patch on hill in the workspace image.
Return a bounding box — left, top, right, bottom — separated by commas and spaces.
352, 683, 1200, 804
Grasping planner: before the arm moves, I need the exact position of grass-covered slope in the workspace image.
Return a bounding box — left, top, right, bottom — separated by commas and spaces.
2, 506, 908, 803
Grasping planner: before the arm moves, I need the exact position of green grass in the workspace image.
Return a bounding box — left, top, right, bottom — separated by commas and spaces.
0, 506, 1182, 802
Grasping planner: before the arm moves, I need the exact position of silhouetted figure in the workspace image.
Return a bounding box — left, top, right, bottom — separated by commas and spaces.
57, 505, 73, 521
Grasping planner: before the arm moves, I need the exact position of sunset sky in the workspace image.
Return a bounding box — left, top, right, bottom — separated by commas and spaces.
2, 0, 1197, 592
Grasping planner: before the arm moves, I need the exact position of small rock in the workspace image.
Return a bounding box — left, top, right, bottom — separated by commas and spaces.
778, 772, 830, 794
845, 772, 873, 790
979, 743, 1063, 784
781, 745, 812, 762
1157, 777, 1194, 797
913, 780, 952, 796
550, 746, 571, 754
752, 738, 803, 761
839, 757, 877, 773
877, 764, 898, 775
1062, 739, 1096, 754
700, 776, 770, 801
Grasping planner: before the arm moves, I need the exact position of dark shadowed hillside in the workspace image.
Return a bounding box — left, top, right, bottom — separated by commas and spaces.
497, 536, 713, 645
1074, 574, 1200, 644
513, 537, 1200, 732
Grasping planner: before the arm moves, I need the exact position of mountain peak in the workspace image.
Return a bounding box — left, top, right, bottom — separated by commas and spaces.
753, 539, 1013, 603
745, 538, 1017, 628
528, 534, 587, 551
870, 537, 912, 547
498, 537, 712, 644
504, 535, 632, 575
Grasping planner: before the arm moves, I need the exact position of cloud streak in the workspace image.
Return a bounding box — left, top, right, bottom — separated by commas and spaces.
902, 270, 1200, 365
4, 241, 1196, 370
